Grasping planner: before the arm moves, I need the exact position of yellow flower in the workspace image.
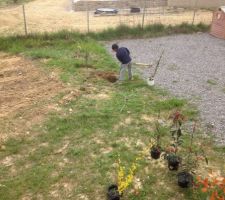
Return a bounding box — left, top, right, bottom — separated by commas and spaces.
117, 140, 156, 194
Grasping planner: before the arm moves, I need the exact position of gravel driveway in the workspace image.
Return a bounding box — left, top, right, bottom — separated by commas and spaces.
105, 33, 225, 145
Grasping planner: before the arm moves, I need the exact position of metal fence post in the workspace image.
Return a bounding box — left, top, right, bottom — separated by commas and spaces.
141, 0, 147, 29
86, 2, 90, 33
192, 0, 198, 25
22, 4, 28, 36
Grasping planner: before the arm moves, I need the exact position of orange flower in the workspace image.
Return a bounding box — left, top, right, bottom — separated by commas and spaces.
202, 178, 209, 188
196, 174, 225, 199
202, 188, 208, 193
197, 176, 203, 182
210, 191, 216, 200
212, 178, 218, 185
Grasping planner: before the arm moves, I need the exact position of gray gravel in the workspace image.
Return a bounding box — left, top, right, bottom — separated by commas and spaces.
105, 33, 225, 145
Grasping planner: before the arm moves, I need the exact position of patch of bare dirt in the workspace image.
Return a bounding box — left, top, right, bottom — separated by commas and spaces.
100, 147, 113, 154
0, 155, 14, 167
114, 116, 133, 130
0, 53, 63, 117
0, 53, 78, 143
116, 137, 134, 149
50, 179, 75, 199
54, 141, 70, 154
59, 90, 80, 104
79, 78, 113, 100
91, 71, 118, 83
85, 92, 111, 100
77, 194, 89, 200
141, 114, 156, 122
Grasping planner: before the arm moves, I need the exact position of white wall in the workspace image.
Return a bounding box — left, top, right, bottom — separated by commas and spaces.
168, 0, 225, 8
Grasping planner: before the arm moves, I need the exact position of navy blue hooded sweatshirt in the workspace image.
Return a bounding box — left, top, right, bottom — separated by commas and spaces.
116, 47, 132, 64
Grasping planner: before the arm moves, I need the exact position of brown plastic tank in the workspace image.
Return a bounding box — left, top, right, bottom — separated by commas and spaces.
210, 6, 225, 39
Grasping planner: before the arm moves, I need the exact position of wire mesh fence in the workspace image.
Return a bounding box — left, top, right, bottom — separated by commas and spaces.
0, 0, 213, 36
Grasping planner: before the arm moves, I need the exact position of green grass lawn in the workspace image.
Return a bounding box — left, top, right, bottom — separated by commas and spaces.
0, 26, 224, 200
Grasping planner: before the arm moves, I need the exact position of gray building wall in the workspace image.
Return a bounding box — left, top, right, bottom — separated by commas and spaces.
73, 0, 167, 11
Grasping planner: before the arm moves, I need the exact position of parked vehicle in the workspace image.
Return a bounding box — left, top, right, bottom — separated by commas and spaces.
94, 8, 118, 15
130, 7, 141, 13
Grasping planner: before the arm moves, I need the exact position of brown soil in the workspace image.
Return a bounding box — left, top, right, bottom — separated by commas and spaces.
0, 52, 66, 143
93, 71, 118, 83
0, 53, 64, 117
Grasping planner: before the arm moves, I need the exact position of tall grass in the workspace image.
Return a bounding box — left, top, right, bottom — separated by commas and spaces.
0, 23, 209, 48
0, 0, 32, 6
88, 23, 209, 40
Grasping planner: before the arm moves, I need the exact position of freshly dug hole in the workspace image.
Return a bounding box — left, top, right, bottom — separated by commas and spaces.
93, 71, 118, 83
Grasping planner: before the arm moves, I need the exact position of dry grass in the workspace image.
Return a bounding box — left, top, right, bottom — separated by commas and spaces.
0, 0, 212, 36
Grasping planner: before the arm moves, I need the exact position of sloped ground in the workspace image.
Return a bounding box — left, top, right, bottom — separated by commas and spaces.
0, 35, 224, 200
106, 33, 225, 145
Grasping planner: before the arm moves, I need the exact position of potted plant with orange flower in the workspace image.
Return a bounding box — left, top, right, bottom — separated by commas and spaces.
195, 172, 225, 200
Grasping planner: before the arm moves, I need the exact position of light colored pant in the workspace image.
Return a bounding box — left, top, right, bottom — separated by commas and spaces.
119, 62, 132, 81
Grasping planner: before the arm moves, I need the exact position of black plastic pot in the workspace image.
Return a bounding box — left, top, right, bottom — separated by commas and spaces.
177, 171, 193, 188
107, 184, 120, 200
167, 155, 180, 171
150, 146, 161, 159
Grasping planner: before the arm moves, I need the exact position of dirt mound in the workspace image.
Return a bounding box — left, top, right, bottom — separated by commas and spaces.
94, 71, 118, 83
0, 53, 65, 142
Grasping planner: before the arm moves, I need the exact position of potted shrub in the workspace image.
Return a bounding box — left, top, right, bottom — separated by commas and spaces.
178, 152, 208, 188
177, 122, 208, 188
108, 159, 137, 199
150, 119, 165, 160
177, 171, 193, 188
166, 153, 181, 171
107, 184, 120, 200
150, 145, 161, 159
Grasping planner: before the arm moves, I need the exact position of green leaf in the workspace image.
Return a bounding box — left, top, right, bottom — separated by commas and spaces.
205, 157, 209, 165
177, 129, 182, 137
